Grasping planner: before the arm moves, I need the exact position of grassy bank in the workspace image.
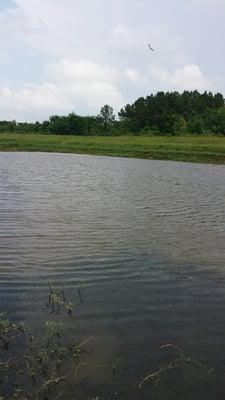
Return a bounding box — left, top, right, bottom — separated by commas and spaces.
1, 133, 225, 164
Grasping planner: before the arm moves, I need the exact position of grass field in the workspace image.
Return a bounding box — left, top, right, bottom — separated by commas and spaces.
1, 133, 225, 164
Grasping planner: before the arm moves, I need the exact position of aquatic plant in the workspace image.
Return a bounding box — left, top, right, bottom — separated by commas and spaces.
139, 343, 216, 395
0, 283, 114, 400
0, 284, 219, 400
0, 312, 25, 350
47, 281, 73, 315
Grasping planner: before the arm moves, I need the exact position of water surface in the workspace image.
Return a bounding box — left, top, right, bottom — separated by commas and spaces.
1, 152, 225, 399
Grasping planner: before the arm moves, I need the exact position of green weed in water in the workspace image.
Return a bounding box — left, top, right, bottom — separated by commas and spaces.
0, 285, 219, 400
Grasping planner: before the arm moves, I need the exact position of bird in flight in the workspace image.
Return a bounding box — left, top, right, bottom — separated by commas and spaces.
148, 43, 154, 51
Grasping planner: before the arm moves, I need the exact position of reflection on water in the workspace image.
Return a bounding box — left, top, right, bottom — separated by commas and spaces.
1, 152, 225, 399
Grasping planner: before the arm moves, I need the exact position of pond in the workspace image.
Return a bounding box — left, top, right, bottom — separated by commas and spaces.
1, 152, 225, 399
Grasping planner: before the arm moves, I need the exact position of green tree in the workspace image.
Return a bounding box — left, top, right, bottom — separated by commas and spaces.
210, 107, 225, 135
187, 115, 205, 134
172, 115, 187, 135
98, 105, 115, 129
48, 113, 86, 135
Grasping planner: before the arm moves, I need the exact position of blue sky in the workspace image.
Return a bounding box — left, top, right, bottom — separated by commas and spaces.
0, 0, 225, 121
0, 0, 12, 11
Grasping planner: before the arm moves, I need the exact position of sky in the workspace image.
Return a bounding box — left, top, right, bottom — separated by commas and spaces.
0, 0, 225, 122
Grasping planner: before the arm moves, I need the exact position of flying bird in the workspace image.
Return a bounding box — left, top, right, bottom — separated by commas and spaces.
148, 43, 154, 51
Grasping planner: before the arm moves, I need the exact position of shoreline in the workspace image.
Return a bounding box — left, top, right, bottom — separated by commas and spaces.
1, 133, 225, 165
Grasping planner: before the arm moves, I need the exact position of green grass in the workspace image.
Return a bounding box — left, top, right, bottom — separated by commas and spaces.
1, 133, 225, 164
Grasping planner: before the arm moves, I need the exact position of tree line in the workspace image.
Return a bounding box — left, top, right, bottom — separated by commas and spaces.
1, 90, 225, 136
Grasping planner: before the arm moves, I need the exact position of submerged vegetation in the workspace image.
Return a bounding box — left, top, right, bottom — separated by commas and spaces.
47, 281, 73, 315
139, 344, 216, 389
0, 283, 220, 400
0, 284, 97, 400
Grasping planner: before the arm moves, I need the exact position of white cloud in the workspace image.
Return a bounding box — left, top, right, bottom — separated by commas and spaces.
191, 0, 225, 7
0, 0, 84, 57
125, 68, 143, 83
0, 0, 224, 120
47, 59, 120, 83
149, 64, 210, 91
0, 58, 124, 121
112, 25, 129, 41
